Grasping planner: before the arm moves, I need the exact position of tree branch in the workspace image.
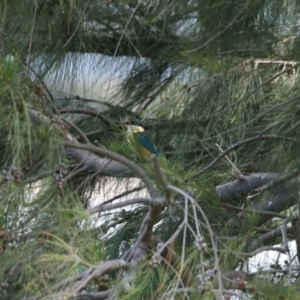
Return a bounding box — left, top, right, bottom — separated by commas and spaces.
222, 203, 286, 219
247, 228, 294, 253
216, 173, 282, 203
63, 141, 158, 199
51, 260, 130, 294
88, 197, 151, 215
28, 109, 134, 177
65, 147, 133, 177
59, 108, 111, 125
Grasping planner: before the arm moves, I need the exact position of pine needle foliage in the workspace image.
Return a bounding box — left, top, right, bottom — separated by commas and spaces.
1, 0, 300, 299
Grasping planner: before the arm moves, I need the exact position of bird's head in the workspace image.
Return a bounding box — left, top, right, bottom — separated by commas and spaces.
133, 118, 143, 126
125, 117, 145, 133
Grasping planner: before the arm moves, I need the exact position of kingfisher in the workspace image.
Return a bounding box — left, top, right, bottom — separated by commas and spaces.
126, 119, 159, 160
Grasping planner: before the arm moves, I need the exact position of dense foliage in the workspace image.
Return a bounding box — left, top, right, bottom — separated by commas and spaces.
1, 0, 300, 299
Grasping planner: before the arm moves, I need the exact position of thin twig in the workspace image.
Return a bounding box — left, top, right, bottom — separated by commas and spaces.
157, 255, 189, 300
23, 63, 61, 116
105, 0, 140, 97
151, 155, 171, 204
215, 143, 242, 177
167, 185, 224, 293
27, 0, 38, 66
192, 135, 293, 178
222, 203, 286, 219
74, 159, 113, 192
173, 196, 189, 299
233, 246, 287, 258
237, 64, 297, 105
73, 260, 130, 293
64, 166, 87, 181
88, 197, 150, 215
100, 186, 145, 206
185, 10, 244, 53
75, 128, 104, 140
254, 170, 300, 194
247, 228, 294, 253
61, 117, 91, 144
203, 95, 300, 141
281, 215, 297, 281
63, 1, 90, 48
59, 107, 112, 125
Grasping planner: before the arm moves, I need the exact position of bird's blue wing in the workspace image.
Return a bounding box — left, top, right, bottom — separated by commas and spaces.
134, 132, 159, 156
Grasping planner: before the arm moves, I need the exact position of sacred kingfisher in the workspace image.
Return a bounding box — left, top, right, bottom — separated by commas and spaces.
126, 119, 158, 160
